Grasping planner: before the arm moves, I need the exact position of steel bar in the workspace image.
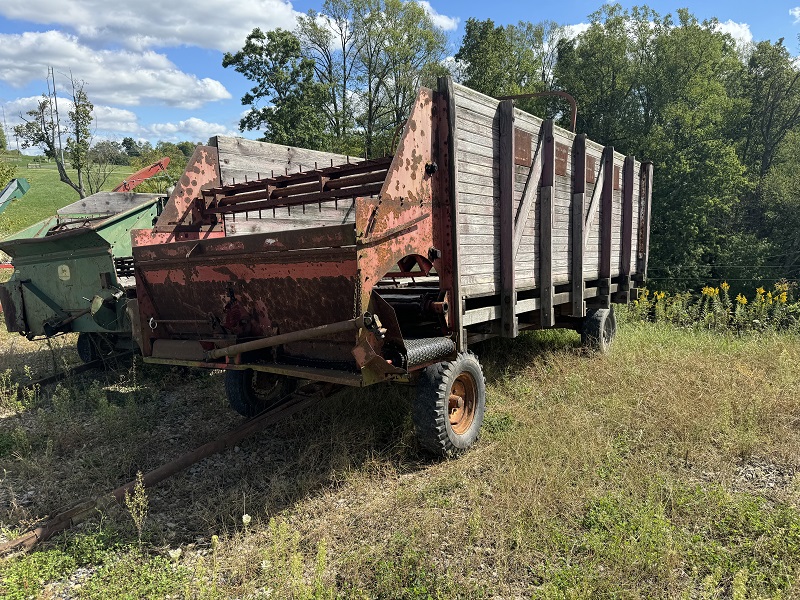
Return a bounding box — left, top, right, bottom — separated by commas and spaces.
0, 385, 335, 556
202, 157, 393, 199
207, 182, 384, 214
205, 314, 371, 360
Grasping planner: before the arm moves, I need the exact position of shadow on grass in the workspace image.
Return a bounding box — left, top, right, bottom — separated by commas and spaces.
474, 328, 582, 383
2, 328, 582, 550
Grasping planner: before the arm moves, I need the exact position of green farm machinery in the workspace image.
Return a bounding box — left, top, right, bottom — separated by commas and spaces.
0, 192, 166, 360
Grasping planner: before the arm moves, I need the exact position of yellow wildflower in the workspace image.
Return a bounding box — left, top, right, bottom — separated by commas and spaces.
767, 291, 773, 304
775, 282, 789, 293
756, 287, 765, 295
779, 292, 788, 304
736, 294, 747, 305
720, 281, 730, 292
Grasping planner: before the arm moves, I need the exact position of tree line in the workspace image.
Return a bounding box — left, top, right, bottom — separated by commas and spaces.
229, 2, 800, 291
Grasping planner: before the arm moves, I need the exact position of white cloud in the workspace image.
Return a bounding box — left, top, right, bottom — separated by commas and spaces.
416, 1, 459, 32
792, 7, 800, 23
92, 106, 140, 133
0, 31, 230, 109
563, 23, 591, 39
0, 0, 300, 53
142, 117, 237, 142
715, 20, 753, 46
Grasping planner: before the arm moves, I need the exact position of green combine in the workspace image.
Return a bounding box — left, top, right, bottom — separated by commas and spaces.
0, 192, 165, 361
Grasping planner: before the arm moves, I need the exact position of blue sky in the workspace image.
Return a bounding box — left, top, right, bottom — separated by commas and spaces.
0, 1, 797, 153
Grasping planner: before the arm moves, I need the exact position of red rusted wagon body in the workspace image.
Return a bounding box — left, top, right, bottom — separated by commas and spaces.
130, 78, 653, 455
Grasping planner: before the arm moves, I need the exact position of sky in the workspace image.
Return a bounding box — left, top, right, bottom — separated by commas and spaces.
0, 0, 798, 154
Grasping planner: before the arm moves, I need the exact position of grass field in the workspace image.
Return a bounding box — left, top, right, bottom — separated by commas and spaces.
1, 318, 799, 598
0, 156, 134, 237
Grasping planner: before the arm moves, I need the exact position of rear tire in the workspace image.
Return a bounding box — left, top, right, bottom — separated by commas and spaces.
76, 333, 116, 363
225, 369, 295, 418
581, 307, 617, 353
413, 351, 486, 456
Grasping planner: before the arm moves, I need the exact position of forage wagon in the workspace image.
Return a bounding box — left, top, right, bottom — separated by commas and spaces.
128, 77, 653, 455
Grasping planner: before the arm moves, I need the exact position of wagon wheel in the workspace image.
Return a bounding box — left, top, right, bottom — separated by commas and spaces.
76, 332, 117, 363
581, 307, 617, 353
225, 369, 295, 418
413, 351, 486, 456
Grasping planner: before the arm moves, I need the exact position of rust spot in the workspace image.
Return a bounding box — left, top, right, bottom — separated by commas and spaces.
514, 129, 532, 166
555, 143, 569, 177
586, 156, 596, 183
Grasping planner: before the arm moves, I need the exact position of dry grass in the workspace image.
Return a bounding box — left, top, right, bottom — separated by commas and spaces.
2, 321, 800, 598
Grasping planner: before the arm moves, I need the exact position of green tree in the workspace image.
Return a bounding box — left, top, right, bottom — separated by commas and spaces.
455, 18, 516, 98
0, 156, 15, 190
297, 0, 362, 153
176, 141, 197, 157
66, 81, 92, 197
13, 75, 95, 198
223, 27, 328, 150
454, 18, 565, 117
130, 141, 190, 194
357, 0, 448, 156
0, 127, 7, 152
739, 39, 800, 179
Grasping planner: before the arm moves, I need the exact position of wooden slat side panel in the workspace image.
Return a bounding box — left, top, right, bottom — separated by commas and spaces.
630, 165, 641, 275
583, 149, 603, 280
454, 85, 501, 297
511, 116, 542, 290
611, 161, 623, 276
213, 136, 349, 185
552, 129, 573, 284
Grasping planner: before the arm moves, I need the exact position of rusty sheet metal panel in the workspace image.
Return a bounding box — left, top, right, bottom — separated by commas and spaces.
514, 129, 533, 167
355, 88, 438, 312
133, 225, 358, 358
155, 145, 221, 229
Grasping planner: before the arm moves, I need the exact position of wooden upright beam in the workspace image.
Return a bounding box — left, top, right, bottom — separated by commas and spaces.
499, 100, 518, 338
539, 120, 556, 328
597, 146, 614, 309
636, 161, 654, 281
571, 134, 587, 317
438, 76, 465, 351
616, 155, 635, 302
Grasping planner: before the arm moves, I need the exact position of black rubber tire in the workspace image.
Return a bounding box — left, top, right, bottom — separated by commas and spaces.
76, 333, 97, 363
413, 351, 486, 457
581, 307, 617, 353
76, 333, 116, 363
225, 369, 295, 418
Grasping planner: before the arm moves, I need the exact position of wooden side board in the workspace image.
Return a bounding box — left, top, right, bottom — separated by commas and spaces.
451, 83, 647, 327
211, 136, 351, 185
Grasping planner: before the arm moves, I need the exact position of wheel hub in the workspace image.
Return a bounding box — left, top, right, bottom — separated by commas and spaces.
448, 372, 477, 435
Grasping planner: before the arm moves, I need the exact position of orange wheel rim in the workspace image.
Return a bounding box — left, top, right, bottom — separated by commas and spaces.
448, 372, 477, 435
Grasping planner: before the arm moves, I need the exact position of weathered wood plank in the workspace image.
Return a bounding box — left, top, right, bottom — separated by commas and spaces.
571, 134, 587, 317
499, 100, 518, 338
540, 120, 555, 328
596, 146, 614, 309
584, 151, 605, 241
512, 128, 543, 258
458, 129, 499, 152
213, 136, 350, 185
620, 155, 635, 285
441, 76, 466, 351
637, 161, 654, 278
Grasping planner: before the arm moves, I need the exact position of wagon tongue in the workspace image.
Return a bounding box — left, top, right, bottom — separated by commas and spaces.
200, 156, 393, 217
